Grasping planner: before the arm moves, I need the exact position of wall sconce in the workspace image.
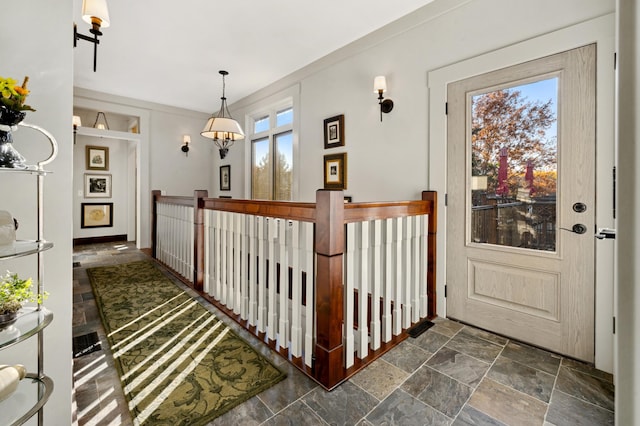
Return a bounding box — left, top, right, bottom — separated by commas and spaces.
74, 0, 111, 72
373, 75, 394, 121
201, 70, 245, 159
73, 115, 82, 144
93, 111, 109, 130
181, 135, 191, 156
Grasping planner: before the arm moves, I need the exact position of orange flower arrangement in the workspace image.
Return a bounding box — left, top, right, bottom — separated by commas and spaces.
0, 76, 35, 112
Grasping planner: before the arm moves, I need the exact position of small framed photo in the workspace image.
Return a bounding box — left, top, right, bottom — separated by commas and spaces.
324, 114, 345, 149
84, 173, 112, 198
323, 153, 347, 190
81, 203, 113, 228
86, 145, 109, 171
220, 165, 231, 191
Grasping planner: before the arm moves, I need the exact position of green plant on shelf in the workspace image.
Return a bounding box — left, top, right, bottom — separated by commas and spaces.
0, 271, 47, 315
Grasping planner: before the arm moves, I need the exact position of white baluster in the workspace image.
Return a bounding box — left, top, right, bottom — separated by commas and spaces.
248, 216, 257, 327
403, 215, 412, 329
290, 220, 302, 357
278, 219, 289, 350
303, 222, 314, 368
257, 216, 266, 333
371, 219, 382, 350
411, 215, 421, 323
393, 217, 403, 336
267, 218, 277, 342
358, 221, 370, 358
382, 218, 393, 342
240, 214, 248, 319
345, 222, 355, 368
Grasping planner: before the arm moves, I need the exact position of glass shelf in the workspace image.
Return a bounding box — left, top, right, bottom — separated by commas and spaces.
0, 308, 53, 350
0, 373, 54, 426
0, 241, 53, 260
0, 166, 52, 175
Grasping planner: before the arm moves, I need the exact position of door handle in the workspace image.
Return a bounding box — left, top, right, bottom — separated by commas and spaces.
595, 228, 616, 239
561, 224, 588, 234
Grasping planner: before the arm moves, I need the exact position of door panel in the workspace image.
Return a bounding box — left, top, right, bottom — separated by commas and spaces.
446, 44, 596, 361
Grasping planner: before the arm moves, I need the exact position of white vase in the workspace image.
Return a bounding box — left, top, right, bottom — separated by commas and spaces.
0, 364, 27, 402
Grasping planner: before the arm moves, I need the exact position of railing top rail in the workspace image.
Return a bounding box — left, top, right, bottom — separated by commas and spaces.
344, 200, 432, 223
154, 192, 435, 224
156, 195, 194, 206
202, 198, 317, 223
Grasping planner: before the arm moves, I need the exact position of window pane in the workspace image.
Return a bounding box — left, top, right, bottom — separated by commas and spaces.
274, 131, 293, 201
252, 137, 271, 200
254, 115, 269, 133
470, 77, 558, 251
276, 108, 293, 127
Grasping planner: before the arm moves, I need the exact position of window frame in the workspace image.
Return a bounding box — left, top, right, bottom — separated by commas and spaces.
245, 87, 299, 200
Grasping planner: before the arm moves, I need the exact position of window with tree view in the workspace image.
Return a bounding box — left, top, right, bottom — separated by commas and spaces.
251, 106, 293, 200
470, 77, 558, 251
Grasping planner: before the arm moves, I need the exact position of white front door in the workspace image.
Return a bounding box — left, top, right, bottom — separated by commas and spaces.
446, 44, 596, 362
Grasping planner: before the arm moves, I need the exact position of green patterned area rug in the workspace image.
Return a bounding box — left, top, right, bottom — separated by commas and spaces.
87, 261, 286, 425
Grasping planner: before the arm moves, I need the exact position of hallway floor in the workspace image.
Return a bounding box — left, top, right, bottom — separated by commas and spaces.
72, 242, 614, 425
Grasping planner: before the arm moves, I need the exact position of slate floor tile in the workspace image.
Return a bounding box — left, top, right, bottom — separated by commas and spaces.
546, 389, 614, 426
487, 356, 555, 402
303, 381, 378, 426
500, 341, 561, 376
446, 332, 503, 364
468, 378, 547, 426
365, 389, 451, 426
555, 365, 615, 411
426, 346, 490, 388
349, 358, 409, 401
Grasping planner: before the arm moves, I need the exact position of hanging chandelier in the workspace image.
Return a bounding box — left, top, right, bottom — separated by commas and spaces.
201, 70, 245, 159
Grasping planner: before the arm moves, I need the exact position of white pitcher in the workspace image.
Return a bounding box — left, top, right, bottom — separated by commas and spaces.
0, 364, 27, 402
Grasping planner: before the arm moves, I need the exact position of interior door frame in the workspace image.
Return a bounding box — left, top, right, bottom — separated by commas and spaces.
427, 14, 615, 372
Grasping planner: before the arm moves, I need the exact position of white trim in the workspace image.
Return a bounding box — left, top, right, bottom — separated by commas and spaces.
428, 14, 615, 373
243, 84, 301, 199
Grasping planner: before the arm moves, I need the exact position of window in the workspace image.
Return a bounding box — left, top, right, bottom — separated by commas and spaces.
250, 106, 294, 200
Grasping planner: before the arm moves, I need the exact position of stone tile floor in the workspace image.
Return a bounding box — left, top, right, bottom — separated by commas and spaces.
72, 242, 614, 425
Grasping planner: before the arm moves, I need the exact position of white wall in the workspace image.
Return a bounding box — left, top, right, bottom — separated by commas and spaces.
0, 1, 73, 424
232, 0, 615, 202
74, 88, 213, 248
229, 0, 616, 373
73, 135, 130, 239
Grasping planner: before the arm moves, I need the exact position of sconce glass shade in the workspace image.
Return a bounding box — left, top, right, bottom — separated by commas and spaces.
373, 76, 387, 93
183, 135, 191, 144
82, 0, 111, 28
72, 115, 82, 127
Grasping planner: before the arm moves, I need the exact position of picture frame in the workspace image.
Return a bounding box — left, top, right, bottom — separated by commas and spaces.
84, 173, 112, 198
220, 165, 231, 191
86, 145, 109, 171
323, 114, 345, 149
81, 203, 113, 228
323, 153, 347, 190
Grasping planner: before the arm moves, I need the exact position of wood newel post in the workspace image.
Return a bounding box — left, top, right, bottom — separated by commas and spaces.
422, 191, 438, 318
193, 190, 208, 292
151, 190, 162, 259
314, 189, 345, 389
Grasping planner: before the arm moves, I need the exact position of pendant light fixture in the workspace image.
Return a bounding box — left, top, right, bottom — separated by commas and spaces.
201, 70, 245, 159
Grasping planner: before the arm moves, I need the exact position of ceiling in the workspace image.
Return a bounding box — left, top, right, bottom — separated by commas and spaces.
72, 0, 435, 114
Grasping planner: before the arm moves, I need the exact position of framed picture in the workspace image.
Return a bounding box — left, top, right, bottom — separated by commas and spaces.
324, 114, 345, 149
84, 174, 112, 198
86, 145, 109, 171
323, 153, 347, 190
81, 203, 113, 228
220, 165, 231, 191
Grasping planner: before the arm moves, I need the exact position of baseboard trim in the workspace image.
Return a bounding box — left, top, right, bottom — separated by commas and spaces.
73, 235, 129, 246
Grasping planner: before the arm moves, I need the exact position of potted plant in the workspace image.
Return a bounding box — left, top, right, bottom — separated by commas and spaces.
0, 75, 35, 169
0, 271, 46, 330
